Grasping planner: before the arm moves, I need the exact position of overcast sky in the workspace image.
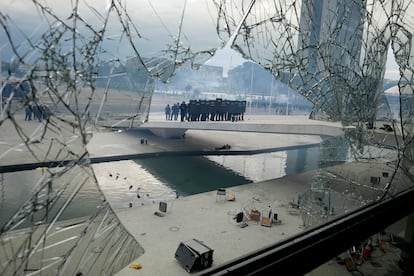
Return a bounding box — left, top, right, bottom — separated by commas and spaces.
0, 0, 227, 59
0, 0, 411, 80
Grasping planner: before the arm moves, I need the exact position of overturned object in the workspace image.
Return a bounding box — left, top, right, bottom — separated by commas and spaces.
175, 239, 214, 272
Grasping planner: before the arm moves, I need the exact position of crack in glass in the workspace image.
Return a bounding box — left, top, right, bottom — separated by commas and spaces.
215, 0, 414, 227
0, 0, 413, 274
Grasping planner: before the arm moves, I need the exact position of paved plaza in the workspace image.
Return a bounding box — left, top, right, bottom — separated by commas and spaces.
87, 117, 404, 275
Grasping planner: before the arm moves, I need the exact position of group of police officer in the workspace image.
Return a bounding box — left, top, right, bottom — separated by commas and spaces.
165, 98, 247, 122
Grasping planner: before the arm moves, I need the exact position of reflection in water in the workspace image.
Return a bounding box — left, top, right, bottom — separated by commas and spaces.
0, 146, 321, 226
137, 146, 321, 197
285, 146, 321, 176
0, 146, 323, 226
208, 146, 320, 182
91, 160, 177, 210
207, 152, 288, 182
135, 156, 251, 196
0, 169, 102, 229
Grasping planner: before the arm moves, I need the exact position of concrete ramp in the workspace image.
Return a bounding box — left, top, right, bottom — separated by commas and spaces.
140, 115, 351, 138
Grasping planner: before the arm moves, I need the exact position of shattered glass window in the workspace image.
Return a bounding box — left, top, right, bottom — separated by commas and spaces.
0, 0, 414, 274
215, 0, 414, 225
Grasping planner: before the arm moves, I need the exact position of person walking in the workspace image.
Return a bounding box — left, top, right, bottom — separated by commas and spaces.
164, 104, 171, 120
25, 105, 32, 121
172, 103, 179, 120
33, 105, 42, 122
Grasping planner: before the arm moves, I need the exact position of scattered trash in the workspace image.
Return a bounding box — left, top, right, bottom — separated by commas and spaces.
129, 263, 142, 270
215, 144, 231, 150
